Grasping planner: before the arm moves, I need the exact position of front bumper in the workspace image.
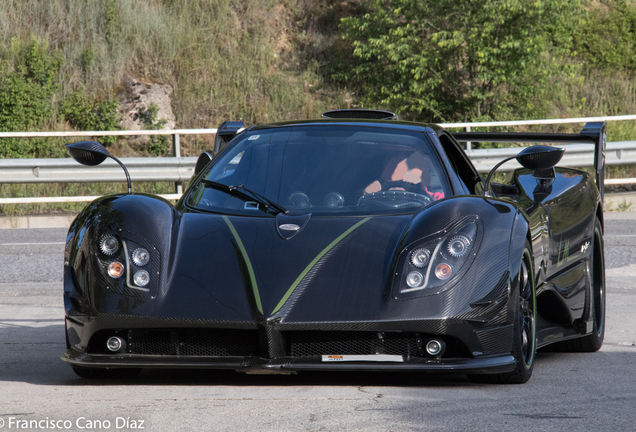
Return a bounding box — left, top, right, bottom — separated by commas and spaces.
62, 349, 516, 375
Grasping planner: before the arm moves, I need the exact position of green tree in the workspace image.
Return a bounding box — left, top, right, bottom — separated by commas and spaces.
573, 0, 636, 72
335, 0, 585, 122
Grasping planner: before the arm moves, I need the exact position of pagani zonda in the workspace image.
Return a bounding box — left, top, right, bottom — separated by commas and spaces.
62, 110, 606, 383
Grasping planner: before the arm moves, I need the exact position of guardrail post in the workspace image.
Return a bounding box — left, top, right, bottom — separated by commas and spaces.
173, 133, 182, 194
465, 126, 472, 152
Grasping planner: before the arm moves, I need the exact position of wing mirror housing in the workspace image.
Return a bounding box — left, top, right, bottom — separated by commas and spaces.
484, 145, 564, 197
66, 141, 132, 194
516, 145, 565, 176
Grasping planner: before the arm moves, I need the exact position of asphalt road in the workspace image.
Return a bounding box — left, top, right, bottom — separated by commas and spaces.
1, 214, 635, 432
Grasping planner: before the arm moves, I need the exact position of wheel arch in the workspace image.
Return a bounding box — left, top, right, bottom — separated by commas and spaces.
508, 211, 534, 290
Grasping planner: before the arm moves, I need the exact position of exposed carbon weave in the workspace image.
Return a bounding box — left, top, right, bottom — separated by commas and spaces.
474, 324, 514, 355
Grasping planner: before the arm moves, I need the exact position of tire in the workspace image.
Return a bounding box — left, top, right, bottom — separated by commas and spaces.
547, 216, 605, 352
72, 366, 142, 379
469, 241, 536, 384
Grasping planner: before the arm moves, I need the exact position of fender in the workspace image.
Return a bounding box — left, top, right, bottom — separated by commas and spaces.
395, 196, 519, 311
65, 194, 179, 309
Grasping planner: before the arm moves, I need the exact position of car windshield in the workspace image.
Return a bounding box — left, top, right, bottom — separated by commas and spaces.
186, 125, 450, 216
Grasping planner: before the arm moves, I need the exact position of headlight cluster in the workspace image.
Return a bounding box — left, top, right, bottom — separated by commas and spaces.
98, 234, 152, 289
396, 219, 480, 296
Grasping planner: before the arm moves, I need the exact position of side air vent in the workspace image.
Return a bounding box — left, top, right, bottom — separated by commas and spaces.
322, 109, 398, 120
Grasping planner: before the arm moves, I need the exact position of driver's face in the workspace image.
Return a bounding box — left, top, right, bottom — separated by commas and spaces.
391, 159, 422, 184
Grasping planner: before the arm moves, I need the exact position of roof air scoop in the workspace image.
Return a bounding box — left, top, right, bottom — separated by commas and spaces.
321, 109, 398, 120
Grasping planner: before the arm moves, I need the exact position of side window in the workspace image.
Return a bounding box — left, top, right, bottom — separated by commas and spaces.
438, 133, 481, 194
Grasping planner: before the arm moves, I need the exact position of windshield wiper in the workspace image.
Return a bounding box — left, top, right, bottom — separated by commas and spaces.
202, 180, 289, 215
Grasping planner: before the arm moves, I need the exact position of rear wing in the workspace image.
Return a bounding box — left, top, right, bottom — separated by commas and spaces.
451, 122, 607, 201
214, 121, 244, 154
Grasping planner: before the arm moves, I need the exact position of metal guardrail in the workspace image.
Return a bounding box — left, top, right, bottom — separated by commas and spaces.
2, 114, 636, 204
0, 157, 196, 184
0, 128, 218, 138
2, 142, 636, 185
469, 141, 636, 172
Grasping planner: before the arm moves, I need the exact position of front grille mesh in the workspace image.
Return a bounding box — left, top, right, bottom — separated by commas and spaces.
125, 329, 426, 358
128, 328, 259, 356
287, 331, 421, 357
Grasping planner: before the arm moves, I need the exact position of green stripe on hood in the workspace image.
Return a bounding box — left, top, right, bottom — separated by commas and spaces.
222, 216, 263, 315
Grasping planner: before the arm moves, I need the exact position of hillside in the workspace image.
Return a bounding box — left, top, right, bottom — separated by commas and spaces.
2, 0, 636, 214
0, 0, 363, 159
2, 1, 636, 156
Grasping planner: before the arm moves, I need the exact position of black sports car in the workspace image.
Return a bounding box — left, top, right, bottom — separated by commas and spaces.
62, 109, 606, 384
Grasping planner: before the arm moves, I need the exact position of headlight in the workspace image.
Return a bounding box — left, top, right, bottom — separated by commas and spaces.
447, 235, 470, 257
406, 271, 424, 288
108, 261, 125, 278
395, 218, 481, 296
93, 228, 160, 297
100, 234, 119, 255
133, 270, 150, 287
410, 248, 430, 268
132, 248, 150, 266
435, 263, 452, 280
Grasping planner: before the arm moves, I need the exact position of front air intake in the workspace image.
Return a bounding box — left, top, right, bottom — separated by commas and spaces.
321, 109, 398, 120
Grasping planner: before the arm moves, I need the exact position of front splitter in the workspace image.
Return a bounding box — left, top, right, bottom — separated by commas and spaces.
62, 349, 516, 375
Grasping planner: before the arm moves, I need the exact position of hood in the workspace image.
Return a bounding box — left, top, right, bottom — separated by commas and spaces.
162, 212, 411, 324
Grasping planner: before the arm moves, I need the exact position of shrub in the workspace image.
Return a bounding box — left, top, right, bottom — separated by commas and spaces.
0, 38, 61, 132
0, 37, 62, 158
61, 90, 120, 146
138, 103, 170, 156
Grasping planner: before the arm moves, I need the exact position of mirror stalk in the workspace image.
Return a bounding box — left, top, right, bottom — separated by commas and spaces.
483, 156, 516, 198
66, 141, 132, 194
110, 155, 132, 194
483, 145, 564, 198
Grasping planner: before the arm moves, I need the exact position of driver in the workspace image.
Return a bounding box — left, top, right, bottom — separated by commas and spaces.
364, 152, 444, 200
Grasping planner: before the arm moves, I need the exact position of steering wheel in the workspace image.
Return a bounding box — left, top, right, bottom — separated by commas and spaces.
380, 180, 424, 194
357, 190, 432, 210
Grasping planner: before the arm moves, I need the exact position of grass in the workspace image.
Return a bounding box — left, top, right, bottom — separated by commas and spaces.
0, 0, 350, 159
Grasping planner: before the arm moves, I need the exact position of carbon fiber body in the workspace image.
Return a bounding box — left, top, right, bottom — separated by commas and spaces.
62, 119, 603, 376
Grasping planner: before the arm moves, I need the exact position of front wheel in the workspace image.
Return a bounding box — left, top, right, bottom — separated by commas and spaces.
469, 242, 536, 384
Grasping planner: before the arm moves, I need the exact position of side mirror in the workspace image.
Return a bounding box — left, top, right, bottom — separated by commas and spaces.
516, 145, 564, 173
194, 151, 214, 176
483, 145, 564, 198
66, 141, 110, 166
66, 141, 132, 194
